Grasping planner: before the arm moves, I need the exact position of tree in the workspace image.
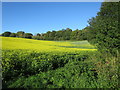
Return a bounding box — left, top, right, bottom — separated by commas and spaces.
16, 31, 25, 38
70, 29, 79, 40
88, 2, 119, 55
2, 31, 11, 37
32, 33, 42, 40
24, 33, 33, 39
10, 33, 16, 37
64, 28, 72, 40
36, 33, 41, 36
77, 30, 82, 40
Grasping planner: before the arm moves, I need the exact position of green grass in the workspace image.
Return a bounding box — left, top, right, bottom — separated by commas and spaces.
57, 41, 96, 49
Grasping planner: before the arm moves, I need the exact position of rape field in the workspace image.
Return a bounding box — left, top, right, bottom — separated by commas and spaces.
2, 37, 117, 88
1, 37, 96, 53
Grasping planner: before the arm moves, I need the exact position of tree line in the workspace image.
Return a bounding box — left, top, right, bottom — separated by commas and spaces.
1, 27, 89, 41
1, 31, 33, 39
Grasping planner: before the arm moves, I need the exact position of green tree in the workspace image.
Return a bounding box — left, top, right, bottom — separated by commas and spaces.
2, 31, 11, 37
32, 33, 42, 40
64, 28, 72, 40
36, 33, 40, 36
10, 33, 16, 37
76, 30, 82, 40
50, 31, 56, 40
24, 33, 33, 39
16, 31, 25, 38
70, 29, 79, 40
88, 2, 119, 55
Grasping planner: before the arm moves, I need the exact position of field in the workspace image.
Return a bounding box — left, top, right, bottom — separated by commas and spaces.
1, 37, 96, 52
1, 37, 118, 88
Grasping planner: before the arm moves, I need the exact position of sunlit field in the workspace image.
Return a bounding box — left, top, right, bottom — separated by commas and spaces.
1, 1, 119, 88
4, 36, 118, 88
1, 37, 96, 53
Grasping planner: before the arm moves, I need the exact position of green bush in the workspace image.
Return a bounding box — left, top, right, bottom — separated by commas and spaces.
2, 50, 94, 88
2, 50, 119, 88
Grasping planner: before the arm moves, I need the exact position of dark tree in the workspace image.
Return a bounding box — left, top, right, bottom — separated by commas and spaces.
32, 33, 42, 40
24, 33, 33, 39
64, 28, 72, 40
70, 29, 79, 40
88, 2, 119, 55
36, 33, 41, 36
16, 31, 25, 38
2, 31, 11, 37
10, 33, 16, 37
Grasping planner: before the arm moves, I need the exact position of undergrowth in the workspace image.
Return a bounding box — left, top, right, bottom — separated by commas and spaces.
2, 50, 119, 88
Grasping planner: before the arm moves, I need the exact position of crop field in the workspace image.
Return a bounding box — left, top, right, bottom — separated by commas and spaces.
1, 37, 96, 52
1, 37, 117, 88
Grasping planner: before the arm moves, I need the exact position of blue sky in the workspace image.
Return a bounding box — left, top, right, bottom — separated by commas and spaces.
2, 2, 102, 34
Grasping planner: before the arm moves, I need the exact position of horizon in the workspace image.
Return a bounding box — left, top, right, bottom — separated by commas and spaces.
2, 2, 102, 35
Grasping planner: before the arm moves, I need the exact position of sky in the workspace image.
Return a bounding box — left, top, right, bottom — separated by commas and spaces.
2, 2, 102, 34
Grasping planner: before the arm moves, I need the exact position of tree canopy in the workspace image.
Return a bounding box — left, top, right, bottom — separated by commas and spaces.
88, 2, 119, 55
1, 28, 88, 41
2, 31, 11, 37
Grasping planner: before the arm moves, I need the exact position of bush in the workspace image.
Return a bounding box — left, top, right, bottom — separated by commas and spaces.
2, 50, 94, 88
2, 50, 119, 88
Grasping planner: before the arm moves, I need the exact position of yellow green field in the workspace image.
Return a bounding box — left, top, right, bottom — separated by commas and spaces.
1, 37, 96, 52
2, 36, 118, 88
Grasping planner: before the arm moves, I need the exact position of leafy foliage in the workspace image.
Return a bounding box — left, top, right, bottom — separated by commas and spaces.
16, 31, 25, 38
24, 33, 33, 39
2, 50, 119, 88
2, 31, 11, 37
2, 28, 88, 41
88, 2, 119, 55
10, 33, 16, 37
